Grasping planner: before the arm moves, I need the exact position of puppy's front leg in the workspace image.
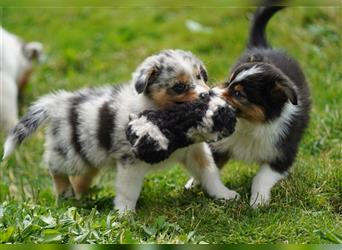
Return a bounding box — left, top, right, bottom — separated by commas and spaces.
114, 162, 148, 214
184, 143, 239, 201
250, 164, 286, 208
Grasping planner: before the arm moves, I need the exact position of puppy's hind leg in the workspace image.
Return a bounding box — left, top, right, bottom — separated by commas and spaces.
46, 149, 74, 202
69, 167, 99, 199
184, 143, 239, 201
114, 162, 148, 214
52, 174, 74, 201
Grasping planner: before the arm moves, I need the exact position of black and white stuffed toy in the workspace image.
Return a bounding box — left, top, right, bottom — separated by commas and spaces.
126, 95, 236, 164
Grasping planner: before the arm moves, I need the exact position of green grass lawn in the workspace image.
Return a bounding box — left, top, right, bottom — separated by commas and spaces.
0, 3, 341, 243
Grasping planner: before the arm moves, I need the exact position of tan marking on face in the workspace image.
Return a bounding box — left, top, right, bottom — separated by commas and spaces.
241, 104, 265, 122
222, 90, 240, 107
180, 70, 210, 92
234, 84, 244, 93
150, 88, 199, 109
177, 72, 191, 84
222, 88, 265, 123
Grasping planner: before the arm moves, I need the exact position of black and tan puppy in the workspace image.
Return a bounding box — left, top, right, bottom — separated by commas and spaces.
206, 7, 311, 207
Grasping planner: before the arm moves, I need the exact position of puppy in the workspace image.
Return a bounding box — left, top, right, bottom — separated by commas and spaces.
3, 49, 239, 213
0, 27, 43, 132
194, 7, 310, 208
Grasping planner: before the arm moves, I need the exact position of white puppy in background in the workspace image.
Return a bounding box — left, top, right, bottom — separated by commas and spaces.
0, 27, 43, 132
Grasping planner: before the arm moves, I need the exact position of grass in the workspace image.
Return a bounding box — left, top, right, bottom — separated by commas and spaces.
0, 3, 341, 243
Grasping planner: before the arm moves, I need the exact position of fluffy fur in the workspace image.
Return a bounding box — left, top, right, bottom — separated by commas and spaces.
3, 49, 239, 213
126, 94, 236, 164
0, 27, 43, 132
194, 7, 311, 208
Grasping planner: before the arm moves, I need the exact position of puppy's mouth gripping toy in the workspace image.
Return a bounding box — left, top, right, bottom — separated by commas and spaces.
126, 94, 236, 164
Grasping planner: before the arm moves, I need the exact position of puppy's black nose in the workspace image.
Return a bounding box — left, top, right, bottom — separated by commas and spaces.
199, 92, 209, 99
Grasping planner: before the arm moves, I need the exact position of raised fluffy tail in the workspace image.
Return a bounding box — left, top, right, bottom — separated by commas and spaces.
2, 101, 49, 159
247, 6, 285, 49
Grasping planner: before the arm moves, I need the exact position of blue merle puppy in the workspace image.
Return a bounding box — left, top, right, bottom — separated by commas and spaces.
3, 49, 239, 213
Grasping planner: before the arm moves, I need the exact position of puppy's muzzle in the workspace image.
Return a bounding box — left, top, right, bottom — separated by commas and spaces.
210, 87, 236, 112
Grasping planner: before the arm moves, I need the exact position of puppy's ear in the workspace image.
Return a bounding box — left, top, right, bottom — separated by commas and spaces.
200, 65, 208, 82
23, 42, 44, 61
272, 80, 298, 105
134, 66, 161, 94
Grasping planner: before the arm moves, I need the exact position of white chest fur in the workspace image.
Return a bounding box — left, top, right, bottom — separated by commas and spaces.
212, 103, 299, 164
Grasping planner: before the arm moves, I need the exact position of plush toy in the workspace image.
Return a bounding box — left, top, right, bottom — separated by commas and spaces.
126, 95, 236, 164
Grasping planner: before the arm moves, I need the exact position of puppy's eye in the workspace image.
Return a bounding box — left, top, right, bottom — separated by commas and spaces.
172, 83, 188, 94
196, 74, 201, 80
233, 91, 241, 98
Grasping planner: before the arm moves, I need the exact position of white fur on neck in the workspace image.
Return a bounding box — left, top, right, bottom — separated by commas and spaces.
213, 102, 299, 163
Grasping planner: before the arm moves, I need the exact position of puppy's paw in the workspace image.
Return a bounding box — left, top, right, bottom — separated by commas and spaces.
114, 198, 136, 215
56, 186, 75, 205
115, 206, 136, 216
184, 177, 199, 190
250, 192, 270, 208
214, 188, 240, 201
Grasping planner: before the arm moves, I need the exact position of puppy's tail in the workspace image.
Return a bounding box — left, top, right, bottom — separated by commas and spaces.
247, 5, 285, 49
2, 96, 53, 160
